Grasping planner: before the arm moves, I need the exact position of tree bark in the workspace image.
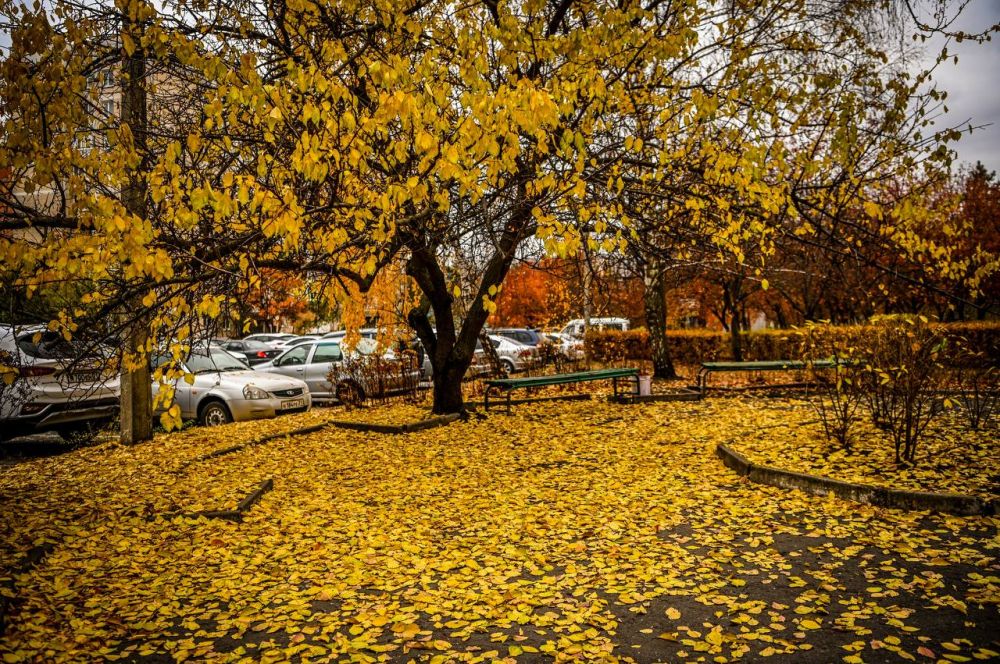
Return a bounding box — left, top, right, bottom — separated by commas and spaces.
723, 279, 743, 361
119, 12, 153, 444
641, 259, 677, 379
405, 203, 531, 414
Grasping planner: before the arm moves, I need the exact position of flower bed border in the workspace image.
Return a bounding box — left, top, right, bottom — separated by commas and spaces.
466, 393, 592, 408
158, 478, 275, 523
181, 412, 460, 468
716, 443, 997, 516
609, 389, 702, 404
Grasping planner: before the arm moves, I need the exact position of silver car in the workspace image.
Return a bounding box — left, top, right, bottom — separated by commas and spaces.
0, 325, 120, 441
152, 347, 311, 426
488, 334, 540, 373
256, 338, 420, 402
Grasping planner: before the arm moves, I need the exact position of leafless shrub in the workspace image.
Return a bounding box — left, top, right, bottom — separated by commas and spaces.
797, 323, 863, 450
860, 315, 948, 465
329, 351, 421, 407
951, 347, 999, 431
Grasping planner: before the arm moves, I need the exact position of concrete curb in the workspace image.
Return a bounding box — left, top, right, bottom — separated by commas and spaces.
182, 413, 461, 469
466, 394, 592, 409
609, 390, 702, 404
158, 478, 275, 523
325, 412, 461, 434
716, 443, 997, 516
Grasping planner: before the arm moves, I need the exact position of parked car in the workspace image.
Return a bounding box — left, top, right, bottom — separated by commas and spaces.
487, 334, 539, 373
492, 328, 545, 347
256, 338, 420, 402
559, 317, 630, 338
282, 335, 320, 349
0, 325, 120, 441
320, 328, 378, 340
244, 333, 299, 348
420, 339, 492, 380
151, 346, 310, 426
219, 339, 283, 365
544, 332, 585, 361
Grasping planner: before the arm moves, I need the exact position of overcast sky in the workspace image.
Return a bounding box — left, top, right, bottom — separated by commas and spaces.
925, 0, 1000, 172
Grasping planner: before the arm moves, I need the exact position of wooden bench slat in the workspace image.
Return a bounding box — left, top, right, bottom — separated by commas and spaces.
484, 368, 639, 411
487, 368, 637, 389
700, 360, 835, 371
696, 358, 842, 391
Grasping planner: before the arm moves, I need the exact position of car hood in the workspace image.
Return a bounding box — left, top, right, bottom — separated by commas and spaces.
211, 370, 308, 391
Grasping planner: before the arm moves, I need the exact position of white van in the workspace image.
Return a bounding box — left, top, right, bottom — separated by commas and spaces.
559, 317, 630, 338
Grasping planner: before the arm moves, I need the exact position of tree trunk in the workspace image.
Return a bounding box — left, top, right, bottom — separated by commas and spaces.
431, 364, 466, 415
120, 325, 152, 444
722, 280, 743, 361
642, 259, 676, 379
730, 312, 743, 361
119, 12, 153, 444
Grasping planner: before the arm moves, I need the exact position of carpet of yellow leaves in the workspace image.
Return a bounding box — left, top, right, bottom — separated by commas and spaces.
728, 398, 1000, 499
1, 396, 997, 663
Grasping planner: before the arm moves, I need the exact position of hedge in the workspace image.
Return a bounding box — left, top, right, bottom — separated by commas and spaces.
585, 322, 1000, 366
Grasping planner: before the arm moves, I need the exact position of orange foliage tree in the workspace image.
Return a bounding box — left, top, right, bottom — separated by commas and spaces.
490, 259, 573, 328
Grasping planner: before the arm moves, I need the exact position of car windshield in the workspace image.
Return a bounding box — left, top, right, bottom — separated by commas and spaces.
185, 350, 247, 373
242, 339, 273, 349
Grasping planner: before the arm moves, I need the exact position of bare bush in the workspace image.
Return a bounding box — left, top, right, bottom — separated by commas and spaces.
330, 351, 421, 408
952, 348, 999, 431
797, 323, 863, 449
860, 315, 948, 465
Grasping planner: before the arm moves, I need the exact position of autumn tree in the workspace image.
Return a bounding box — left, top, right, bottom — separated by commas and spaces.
3, 0, 997, 423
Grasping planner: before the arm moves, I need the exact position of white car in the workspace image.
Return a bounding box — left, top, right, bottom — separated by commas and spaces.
545, 332, 585, 360
487, 334, 539, 373
0, 325, 120, 441
559, 317, 630, 338
152, 347, 311, 426
243, 333, 299, 348
255, 338, 420, 402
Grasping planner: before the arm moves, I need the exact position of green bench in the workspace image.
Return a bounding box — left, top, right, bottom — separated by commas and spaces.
484, 368, 639, 412
696, 359, 838, 392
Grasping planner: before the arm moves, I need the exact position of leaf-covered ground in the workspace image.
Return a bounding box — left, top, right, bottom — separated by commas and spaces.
1, 396, 998, 663
727, 399, 1000, 499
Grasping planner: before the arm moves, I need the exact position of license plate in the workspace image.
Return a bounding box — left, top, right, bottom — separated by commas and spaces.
68, 371, 101, 383
280, 398, 305, 410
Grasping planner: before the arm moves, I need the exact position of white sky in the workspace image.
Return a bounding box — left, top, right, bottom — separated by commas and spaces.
924, 0, 1000, 172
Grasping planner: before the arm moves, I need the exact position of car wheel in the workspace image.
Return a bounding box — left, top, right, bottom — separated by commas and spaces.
335, 381, 365, 406
501, 359, 516, 374
200, 401, 232, 427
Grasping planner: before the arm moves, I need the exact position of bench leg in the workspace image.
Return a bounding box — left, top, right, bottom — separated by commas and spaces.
697, 367, 709, 393
484, 386, 494, 412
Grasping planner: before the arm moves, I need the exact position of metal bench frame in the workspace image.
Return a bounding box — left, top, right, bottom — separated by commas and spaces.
484, 368, 639, 412
695, 359, 838, 392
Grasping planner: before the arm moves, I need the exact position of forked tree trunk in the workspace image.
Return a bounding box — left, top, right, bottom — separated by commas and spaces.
405, 205, 530, 414
641, 259, 676, 379
431, 363, 467, 415
119, 12, 153, 444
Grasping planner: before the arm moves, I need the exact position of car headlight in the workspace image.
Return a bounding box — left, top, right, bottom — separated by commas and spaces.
243, 384, 269, 400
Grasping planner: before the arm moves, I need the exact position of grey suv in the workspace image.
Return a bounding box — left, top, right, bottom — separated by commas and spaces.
0, 325, 120, 441
492, 328, 544, 347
